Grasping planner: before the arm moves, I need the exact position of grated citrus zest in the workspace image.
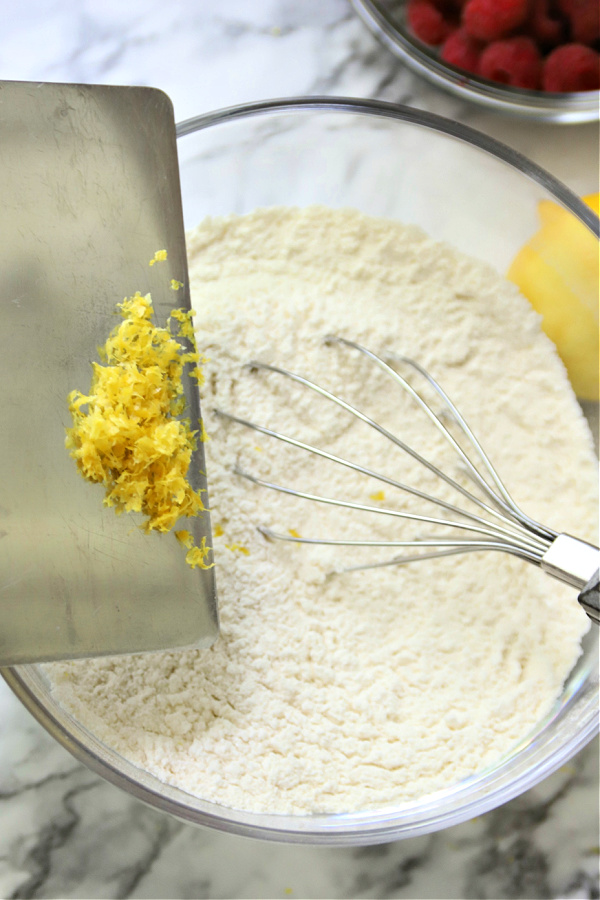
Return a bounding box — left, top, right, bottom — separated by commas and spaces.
225, 543, 250, 555
149, 249, 167, 266
175, 529, 193, 548
186, 537, 212, 569
66, 291, 212, 569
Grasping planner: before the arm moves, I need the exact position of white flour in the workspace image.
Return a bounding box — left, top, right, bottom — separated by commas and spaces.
47, 207, 597, 815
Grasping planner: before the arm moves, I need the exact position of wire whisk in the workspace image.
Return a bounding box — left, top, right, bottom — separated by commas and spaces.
215, 336, 599, 624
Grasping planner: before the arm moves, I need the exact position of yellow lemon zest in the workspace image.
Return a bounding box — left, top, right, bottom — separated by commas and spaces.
66, 292, 210, 568
225, 543, 250, 555
175, 529, 194, 548
169, 307, 196, 342
369, 490, 386, 502
149, 249, 168, 266
186, 537, 214, 569
170, 279, 184, 290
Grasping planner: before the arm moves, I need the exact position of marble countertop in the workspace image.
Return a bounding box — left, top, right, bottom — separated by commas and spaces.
1, 2, 598, 898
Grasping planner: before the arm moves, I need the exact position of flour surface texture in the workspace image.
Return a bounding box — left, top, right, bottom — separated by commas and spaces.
48, 207, 598, 815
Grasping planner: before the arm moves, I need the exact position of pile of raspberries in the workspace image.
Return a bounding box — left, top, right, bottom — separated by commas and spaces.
406, 0, 600, 91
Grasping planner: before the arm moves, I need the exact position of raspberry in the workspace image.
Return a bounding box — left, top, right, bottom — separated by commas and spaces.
479, 36, 543, 87
543, 43, 600, 89
441, 27, 485, 72
405, 0, 600, 94
528, 0, 566, 48
558, 0, 599, 44
566, 0, 600, 44
463, 0, 530, 41
407, 0, 455, 45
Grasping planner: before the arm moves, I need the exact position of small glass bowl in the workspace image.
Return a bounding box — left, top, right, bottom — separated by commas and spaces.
352, 0, 600, 123
3, 98, 598, 845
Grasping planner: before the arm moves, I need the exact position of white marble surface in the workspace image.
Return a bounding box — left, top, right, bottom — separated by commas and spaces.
1, 1, 599, 898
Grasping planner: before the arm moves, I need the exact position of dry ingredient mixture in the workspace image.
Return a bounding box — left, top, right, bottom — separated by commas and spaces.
48, 207, 598, 815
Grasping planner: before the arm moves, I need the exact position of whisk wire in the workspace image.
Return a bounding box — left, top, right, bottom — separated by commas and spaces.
236, 352, 552, 554
387, 351, 557, 541
235, 466, 549, 556
214, 337, 571, 572
257, 526, 543, 565
216, 410, 546, 553
241, 361, 543, 541
325, 336, 557, 542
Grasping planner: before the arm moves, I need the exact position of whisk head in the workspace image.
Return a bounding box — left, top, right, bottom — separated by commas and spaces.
215, 336, 558, 573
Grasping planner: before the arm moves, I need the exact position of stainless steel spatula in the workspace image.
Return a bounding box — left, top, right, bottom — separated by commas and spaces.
0, 80, 218, 665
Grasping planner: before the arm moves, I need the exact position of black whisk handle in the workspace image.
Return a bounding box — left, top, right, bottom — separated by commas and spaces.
578, 570, 600, 626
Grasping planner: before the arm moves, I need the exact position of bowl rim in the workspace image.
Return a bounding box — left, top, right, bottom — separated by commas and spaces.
175, 96, 599, 238
351, 0, 600, 123
4, 95, 599, 846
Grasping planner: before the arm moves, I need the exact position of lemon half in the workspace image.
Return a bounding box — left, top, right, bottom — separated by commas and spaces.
507, 193, 599, 400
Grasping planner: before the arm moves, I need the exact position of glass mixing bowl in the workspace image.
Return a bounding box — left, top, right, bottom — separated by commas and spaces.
352, 0, 600, 123
3, 98, 598, 845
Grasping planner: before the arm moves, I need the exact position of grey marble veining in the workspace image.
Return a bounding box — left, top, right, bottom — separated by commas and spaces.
1, 1, 599, 898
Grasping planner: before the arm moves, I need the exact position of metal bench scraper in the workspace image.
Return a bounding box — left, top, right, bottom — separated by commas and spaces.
0, 80, 218, 665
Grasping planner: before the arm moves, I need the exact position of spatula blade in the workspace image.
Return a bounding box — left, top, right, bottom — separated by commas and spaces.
0, 80, 218, 664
